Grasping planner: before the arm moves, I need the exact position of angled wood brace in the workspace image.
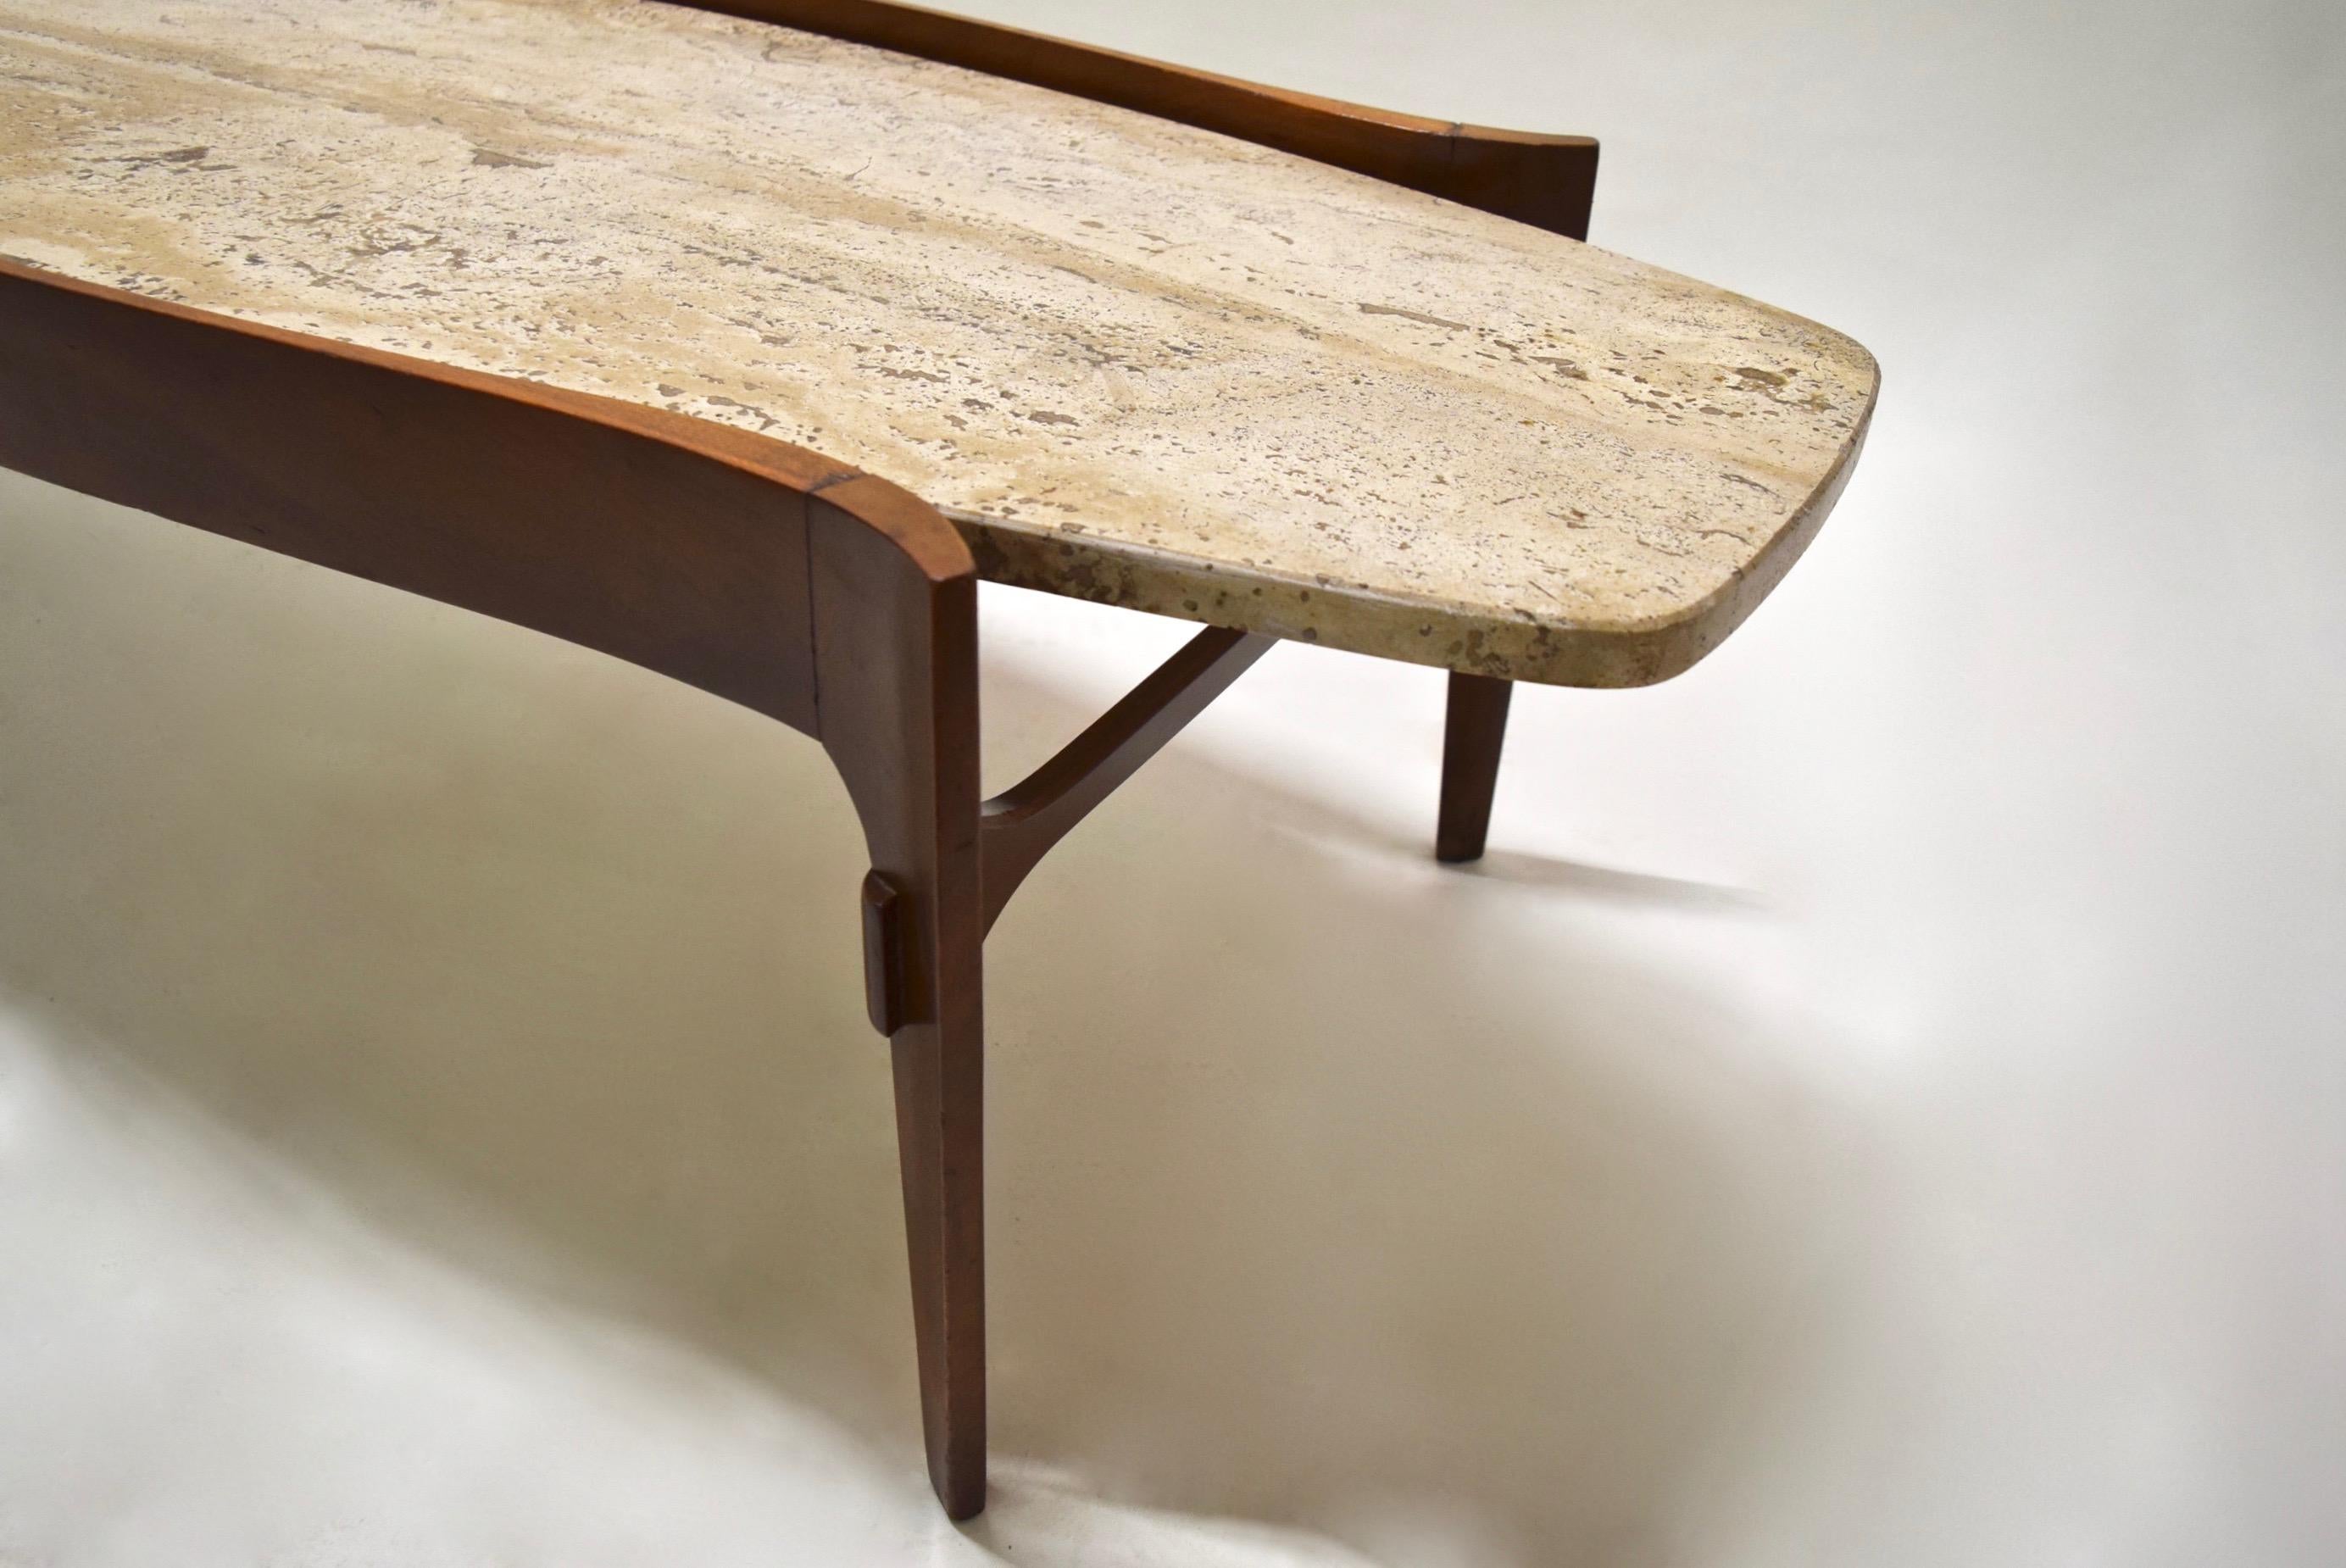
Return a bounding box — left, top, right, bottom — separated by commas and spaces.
858, 623, 1274, 1031
0, 0, 1609, 1526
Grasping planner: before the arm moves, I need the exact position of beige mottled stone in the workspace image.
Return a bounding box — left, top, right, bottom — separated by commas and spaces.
0, 0, 1876, 686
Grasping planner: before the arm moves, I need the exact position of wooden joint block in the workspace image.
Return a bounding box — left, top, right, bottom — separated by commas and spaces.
860, 870, 906, 1036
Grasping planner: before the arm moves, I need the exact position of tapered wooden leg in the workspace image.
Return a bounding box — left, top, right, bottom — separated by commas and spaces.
812, 479, 988, 1518
882, 894, 987, 1517
1436, 672, 1512, 863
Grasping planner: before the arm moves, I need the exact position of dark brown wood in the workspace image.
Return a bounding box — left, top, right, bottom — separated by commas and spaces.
675, 0, 1598, 238
981, 625, 1274, 933
1437, 672, 1514, 863
0, 257, 992, 1516
0, 259, 860, 733
862, 870, 907, 1035
808, 475, 987, 1519
3, 1, 1618, 1520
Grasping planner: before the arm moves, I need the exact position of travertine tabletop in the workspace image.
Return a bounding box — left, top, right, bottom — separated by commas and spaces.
0, 0, 1876, 686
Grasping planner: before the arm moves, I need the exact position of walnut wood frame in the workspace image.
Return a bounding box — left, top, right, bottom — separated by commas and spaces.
0, 0, 1597, 1520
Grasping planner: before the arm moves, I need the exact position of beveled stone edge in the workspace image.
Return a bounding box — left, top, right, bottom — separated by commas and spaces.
957, 352, 1880, 690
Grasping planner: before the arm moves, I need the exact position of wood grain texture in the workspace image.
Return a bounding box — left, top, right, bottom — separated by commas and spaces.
1435, 671, 1513, 863
0, 0, 1877, 687
0, 0, 1884, 1521
809, 475, 987, 1518
0, 256, 880, 733
0, 252, 994, 1516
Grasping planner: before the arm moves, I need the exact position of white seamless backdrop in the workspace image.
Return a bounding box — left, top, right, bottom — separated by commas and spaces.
0, 2, 2338, 1565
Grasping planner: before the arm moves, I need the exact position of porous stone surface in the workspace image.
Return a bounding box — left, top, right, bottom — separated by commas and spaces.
0, 0, 1877, 685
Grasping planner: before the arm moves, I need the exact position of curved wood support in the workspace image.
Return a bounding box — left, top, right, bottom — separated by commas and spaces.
0, 257, 991, 1518
1, 0, 1623, 1517
0, 259, 908, 730
981, 625, 1274, 933
681, 0, 1598, 237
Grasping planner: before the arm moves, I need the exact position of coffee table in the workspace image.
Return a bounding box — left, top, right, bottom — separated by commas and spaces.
0, 0, 1877, 1517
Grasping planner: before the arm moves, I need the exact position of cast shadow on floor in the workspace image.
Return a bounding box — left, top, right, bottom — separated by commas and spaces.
0, 486, 1876, 1564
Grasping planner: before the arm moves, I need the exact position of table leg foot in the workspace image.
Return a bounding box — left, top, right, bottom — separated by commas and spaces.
888, 961, 987, 1519
1436, 672, 1511, 863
